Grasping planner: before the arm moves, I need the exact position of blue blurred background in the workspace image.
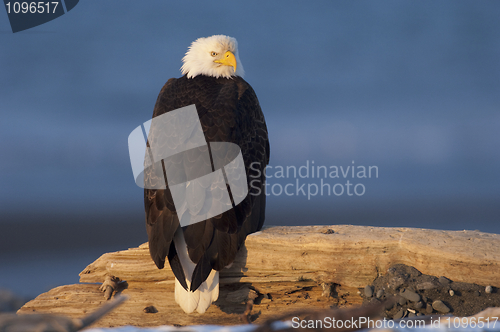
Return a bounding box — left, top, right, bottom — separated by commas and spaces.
1, 1, 499, 298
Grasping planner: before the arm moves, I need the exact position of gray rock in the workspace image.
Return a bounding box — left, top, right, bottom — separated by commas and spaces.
384, 300, 395, 310
452, 282, 480, 292
432, 300, 450, 313
426, 303, 433, 314
364, 285, 373, 298
388, 276, 406, 289
0, 290, 25, 312
143, 305, 158, 313
393, 308, 405, 320
401, 289, 421, 302
415, 301, 423, 309
438, 276, 451, 285
398, 296, 407, 306
485, 286, 493, 294
415, 281, 440, 290
474, 291, 480, 297
376, 289, 384, 298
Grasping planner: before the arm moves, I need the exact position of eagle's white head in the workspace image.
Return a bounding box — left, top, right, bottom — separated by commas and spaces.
181, 35, 245, 79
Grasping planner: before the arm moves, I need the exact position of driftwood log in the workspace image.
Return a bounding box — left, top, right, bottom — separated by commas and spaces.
1, 296, 126, 332
18, 225, 500, 327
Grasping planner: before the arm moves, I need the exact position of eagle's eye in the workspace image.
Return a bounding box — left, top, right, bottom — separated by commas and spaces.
211, 52, 218, 57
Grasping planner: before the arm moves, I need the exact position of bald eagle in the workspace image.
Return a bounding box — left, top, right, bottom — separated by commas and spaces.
144, 35, 269, 314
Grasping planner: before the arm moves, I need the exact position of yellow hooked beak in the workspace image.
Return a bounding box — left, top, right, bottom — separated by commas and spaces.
214, 51, 237, 72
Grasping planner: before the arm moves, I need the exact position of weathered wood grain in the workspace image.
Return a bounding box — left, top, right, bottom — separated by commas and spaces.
18, 225, 500, 328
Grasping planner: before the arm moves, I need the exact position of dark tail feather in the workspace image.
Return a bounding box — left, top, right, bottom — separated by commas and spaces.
190, 252, 213, 291
168, 240, 188, 290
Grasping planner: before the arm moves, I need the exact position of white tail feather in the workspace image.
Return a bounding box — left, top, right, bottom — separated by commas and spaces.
173, 229, 219, 314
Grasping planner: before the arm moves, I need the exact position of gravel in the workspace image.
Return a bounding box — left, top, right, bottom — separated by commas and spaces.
360, 264, 500, 319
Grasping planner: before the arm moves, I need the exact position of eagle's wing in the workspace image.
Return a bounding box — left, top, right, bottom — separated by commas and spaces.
145, 76, 269, 291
